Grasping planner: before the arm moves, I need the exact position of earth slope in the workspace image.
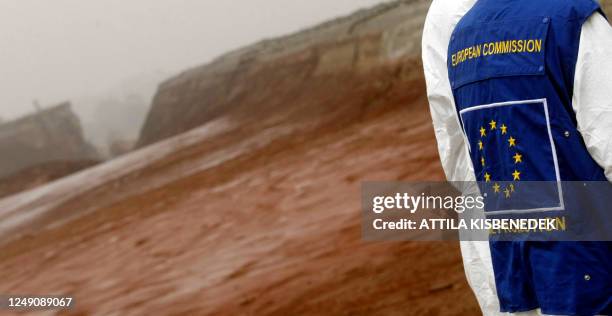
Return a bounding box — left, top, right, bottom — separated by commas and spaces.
2, 1, 610, 315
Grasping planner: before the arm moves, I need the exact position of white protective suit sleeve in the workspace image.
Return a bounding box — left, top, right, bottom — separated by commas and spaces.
421, 1, 503, 315
422, 1, 610, 315
573, 12, 612, 182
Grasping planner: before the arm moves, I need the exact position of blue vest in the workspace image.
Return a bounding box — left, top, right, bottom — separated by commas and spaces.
448, 0, 611, 314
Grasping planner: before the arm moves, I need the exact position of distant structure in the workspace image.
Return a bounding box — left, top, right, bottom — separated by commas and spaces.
0, 102, 99, 179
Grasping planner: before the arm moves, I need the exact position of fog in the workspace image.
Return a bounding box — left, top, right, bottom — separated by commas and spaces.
0, 0, 386, 122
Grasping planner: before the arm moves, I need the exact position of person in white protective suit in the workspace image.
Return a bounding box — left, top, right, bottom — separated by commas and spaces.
422, 0, 612, 315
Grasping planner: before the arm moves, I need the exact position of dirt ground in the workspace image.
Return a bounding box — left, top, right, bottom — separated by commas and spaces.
0, 70, 480, 316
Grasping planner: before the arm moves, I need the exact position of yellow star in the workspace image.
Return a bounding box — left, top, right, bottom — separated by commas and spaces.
501, 124, 508, 135
512, 170, 521, 181
478, 141, 484, 151
508, 136, 517, 147
484, 172, 491, 182
493, 182, 501, 193
513, 152, 523, 164
481, 157, 485, 167
480, 127, 487, 137
504, 187, 511, 198
489, 120, 497, 130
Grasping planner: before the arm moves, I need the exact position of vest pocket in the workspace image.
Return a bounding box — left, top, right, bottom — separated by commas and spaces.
459, 98, 563, 215
448, 17, 551, 90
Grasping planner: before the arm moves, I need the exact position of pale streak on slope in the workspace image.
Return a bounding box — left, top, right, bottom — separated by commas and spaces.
0, 118, 236, 243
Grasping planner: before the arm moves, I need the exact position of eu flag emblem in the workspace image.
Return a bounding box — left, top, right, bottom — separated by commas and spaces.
460, 99, 563, 214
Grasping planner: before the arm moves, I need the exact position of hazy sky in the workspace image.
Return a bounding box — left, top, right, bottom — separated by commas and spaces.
0, 0, 386, 120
